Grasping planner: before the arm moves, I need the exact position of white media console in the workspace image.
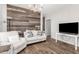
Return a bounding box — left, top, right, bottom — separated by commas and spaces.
56, 33, 79, 50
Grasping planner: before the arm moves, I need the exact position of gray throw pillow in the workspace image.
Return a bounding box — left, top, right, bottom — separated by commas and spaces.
27, 32, 33, 37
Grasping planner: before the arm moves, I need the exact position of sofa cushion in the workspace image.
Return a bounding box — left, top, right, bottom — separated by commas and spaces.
27, 36, 38, 41
0, 37, 9, 43
37, 31, 43, 36
12, 39, 26, 50
0, 32, 9, 42
8, 31, 19, 36
0, 44, 11, 53
31, 30, 38, 36
37, 35, 45, 39
8, 35, 20, 44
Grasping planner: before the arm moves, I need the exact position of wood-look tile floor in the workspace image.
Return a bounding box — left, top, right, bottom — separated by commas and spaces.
19, 38, 79, 54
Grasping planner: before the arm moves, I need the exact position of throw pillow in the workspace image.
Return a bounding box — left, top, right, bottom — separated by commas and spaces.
27, 31, 33, 38
37, 31, 43, 36
31, 30, 38, 36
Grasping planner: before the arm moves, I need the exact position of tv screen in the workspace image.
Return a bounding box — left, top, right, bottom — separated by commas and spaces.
59, 22, 78, 34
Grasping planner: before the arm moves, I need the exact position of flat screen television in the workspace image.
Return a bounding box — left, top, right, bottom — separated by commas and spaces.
59, 22, 78, 34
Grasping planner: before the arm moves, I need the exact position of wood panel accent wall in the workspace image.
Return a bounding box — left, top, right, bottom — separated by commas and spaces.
7, 4, 40, 36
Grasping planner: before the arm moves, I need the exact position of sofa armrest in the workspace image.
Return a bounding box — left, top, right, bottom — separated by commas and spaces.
8, 44, 14, 54
0, 43, 13, 54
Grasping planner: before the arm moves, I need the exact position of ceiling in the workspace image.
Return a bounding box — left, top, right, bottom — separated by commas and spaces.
42, 4, 68, 16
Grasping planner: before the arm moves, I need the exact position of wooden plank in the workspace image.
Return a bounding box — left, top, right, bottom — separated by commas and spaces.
7, 4, 40, 32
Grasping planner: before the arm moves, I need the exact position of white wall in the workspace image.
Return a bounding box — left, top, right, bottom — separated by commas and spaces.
2, 4, 7, 31
0, 4, 7, 32
43, 4, 79, 46
0, 5, 3, 31
50, 5, 79, 39
45, 4, 79, 38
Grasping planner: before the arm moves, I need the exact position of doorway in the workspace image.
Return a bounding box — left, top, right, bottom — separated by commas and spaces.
45, 19, 51, 36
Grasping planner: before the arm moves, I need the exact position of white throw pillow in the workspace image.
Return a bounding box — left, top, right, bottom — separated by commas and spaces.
32, 30, 38, 36
37, 31, 43, 36
8, 35, 19, 43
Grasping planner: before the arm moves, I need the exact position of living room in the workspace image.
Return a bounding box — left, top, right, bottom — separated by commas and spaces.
0, 4, 79, 54
0, 4, 47, 54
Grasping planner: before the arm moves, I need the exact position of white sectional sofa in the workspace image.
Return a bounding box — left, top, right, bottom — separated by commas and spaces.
0, 31, 27, 54
24, 30, 47, 44
0, 30, 46, 54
